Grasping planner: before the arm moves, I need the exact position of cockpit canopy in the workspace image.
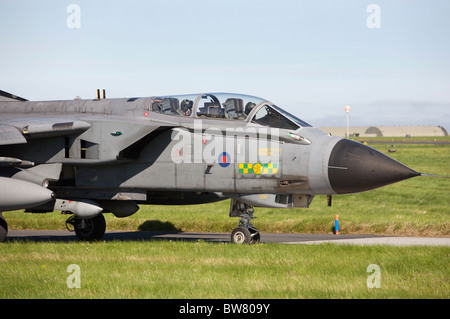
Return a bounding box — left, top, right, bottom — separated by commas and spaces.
149, 93, 311, 130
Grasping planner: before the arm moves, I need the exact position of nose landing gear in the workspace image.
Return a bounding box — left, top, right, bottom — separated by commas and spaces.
229, 199, 260, 244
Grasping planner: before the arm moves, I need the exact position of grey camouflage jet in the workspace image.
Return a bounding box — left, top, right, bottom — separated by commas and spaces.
0, 89, 421, 243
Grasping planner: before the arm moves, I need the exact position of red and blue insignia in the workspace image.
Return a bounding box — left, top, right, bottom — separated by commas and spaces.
218, 152, 231, 168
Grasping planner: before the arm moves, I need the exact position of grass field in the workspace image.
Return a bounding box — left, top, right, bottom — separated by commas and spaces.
1, 241, 449, 299
1, 137, 449, 299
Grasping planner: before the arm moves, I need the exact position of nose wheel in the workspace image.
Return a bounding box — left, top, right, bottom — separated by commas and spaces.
231, 227, 251, 244
229, 199, 260, 244
231, 226, 260, 244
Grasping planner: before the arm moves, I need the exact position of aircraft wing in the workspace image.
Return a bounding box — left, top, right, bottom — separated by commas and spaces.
0, 114, 176, 165
0, 119, 91, 143
0, 124, 27, 146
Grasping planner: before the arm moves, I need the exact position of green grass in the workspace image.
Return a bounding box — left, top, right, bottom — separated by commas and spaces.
1, 241, 448, 299
3, 139, 450, 237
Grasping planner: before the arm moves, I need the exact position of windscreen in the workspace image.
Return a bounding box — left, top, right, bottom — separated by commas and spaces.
251, 104, 311, 130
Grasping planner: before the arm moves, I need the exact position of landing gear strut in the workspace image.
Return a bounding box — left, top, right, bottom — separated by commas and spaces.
229, 199, 260, 244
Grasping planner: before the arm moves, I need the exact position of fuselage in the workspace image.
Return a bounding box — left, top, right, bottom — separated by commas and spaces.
0, 92, 419, 208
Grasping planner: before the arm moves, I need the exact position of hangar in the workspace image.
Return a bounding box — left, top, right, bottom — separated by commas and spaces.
320, 126, 448, 138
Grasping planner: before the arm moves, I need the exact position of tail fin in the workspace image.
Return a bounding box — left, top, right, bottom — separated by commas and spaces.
0, 90, 28, 102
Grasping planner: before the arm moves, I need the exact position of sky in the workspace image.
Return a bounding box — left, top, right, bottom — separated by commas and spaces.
1, 0, 449, 130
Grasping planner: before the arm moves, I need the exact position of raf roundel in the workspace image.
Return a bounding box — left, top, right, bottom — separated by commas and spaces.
218, 152, 231, 168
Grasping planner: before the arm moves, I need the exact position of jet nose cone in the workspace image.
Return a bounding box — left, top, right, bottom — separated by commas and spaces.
328, 139, 419, 194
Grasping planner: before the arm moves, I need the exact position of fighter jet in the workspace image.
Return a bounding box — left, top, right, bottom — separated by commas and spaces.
0, 89, 421, 243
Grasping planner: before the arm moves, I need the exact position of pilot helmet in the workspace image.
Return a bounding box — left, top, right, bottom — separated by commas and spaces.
244, 102, 256, 115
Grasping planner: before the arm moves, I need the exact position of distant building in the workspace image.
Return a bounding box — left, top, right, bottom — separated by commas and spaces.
319, 126, 448, 137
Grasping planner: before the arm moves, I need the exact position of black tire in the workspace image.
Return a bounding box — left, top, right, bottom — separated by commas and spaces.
0, 214, 7, 243
74, 214, 106, 241
231, 227, 251, 244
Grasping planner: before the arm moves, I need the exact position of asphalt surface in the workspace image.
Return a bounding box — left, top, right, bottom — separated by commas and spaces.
6, 230, 450, 246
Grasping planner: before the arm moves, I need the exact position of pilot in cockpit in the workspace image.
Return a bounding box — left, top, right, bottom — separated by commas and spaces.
180, 99, 193, 116
244, 102, 256, 116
